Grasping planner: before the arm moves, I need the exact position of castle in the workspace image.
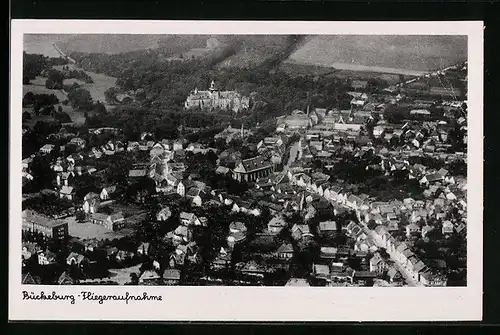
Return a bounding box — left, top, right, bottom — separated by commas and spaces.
184, 80, 250, 113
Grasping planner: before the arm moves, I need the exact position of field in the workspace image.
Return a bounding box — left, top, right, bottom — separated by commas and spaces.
55, 34, 164, 54
55, 64, 118, 106
285, 35, 468, 75
22, 66, 117, 127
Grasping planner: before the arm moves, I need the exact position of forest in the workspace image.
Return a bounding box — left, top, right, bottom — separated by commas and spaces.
66, 39, 355, 142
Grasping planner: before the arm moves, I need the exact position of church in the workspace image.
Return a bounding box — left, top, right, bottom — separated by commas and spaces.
232, 155, 274, 183
184, 80, 250, 113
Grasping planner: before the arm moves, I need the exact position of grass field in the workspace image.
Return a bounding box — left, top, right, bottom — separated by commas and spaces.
286, 35, 467, 75
22, 65, 117, 127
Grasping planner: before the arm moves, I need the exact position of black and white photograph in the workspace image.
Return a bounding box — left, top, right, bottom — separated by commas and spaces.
10, 20, 483, 321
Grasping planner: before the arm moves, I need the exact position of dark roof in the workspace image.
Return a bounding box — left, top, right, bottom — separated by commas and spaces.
238, 156, 273, 173
163, 269, 181, 280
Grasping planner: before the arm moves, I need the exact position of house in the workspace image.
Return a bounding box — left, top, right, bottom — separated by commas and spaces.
56, 172, 74, 187
138, 270, 162, 285
267, 215, 287, 234
39, 144, 55, 154
330, 263, 355, 284
82, 192, 100, 214
442, 220, 454, 234
291, 224, 313, 240
275, 243, 294, 259
351, 80, 368, 90
320, 247, 338, 259
59, 186, 75, 201
353, 271, 377, 286
66, 252, 86, 266
421, 225, 435, 238
420, 271, 447, 287
369, 253, 387, 274
210, 247, 232, 270
179, 212, 201, 226
172, 225, 193, 244
137, 242, 151, 256
215, 166, 231, 175
227, 222, 247, 248
387, 267, 402, 283
69, 137, 87, 149
420, 172, 444, 185
156, 207, 172, 221
100, 185, 117, 200
163, 269, 181, 285
346, 194, 363, 209
186, 187, 204, 206
128, 169, 147, 179
405, 223, 421, 237
317, 221, 338, 237
313, 264, 330, 281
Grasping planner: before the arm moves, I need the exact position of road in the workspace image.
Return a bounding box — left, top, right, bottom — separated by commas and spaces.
360, 224, 422, 287
285, 140, 301, 172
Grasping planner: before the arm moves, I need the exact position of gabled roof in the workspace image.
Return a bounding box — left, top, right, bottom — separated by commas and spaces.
319, 221, 337, 231
128, 169, 147, 178
276, 243, 294, 253
60, 186, 74, 195
163, 269, 181, 280
140, 270, 160, 281
235, 155, 273, 173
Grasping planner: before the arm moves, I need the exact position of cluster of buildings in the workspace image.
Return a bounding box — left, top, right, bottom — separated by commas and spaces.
22, 65, 467, 287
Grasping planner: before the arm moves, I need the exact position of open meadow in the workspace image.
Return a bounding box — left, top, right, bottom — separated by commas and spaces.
285, 35, 468, 75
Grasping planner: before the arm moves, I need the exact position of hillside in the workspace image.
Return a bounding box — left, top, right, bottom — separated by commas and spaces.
56, 34, 167, 55
285, 35, 468, 76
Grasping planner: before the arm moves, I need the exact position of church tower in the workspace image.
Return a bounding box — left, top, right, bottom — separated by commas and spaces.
209, 80, 216, 92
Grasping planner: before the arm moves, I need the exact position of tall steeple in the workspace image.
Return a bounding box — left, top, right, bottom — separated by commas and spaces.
241, 123, 244, 139
209, 80, 216, 92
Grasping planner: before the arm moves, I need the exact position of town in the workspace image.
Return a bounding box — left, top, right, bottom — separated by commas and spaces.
21, 35, 468, 287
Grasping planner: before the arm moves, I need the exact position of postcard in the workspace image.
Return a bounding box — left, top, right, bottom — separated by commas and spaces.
9, 20, 483, 321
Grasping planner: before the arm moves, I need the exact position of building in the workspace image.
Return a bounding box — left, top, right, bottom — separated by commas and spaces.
22, 210, 68, 241
184, 80, 250, 113
39, 144, 55, 154
276, 110, 311, 132
59, 186, 75, 201
100, 185, 117, 200
90, 212, 125, 231
232, 155, 274, 182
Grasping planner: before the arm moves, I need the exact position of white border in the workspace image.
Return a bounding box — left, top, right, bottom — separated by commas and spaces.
10, 20, 483, 321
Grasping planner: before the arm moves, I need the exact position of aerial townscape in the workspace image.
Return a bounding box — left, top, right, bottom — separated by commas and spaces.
21, 34, 467, 287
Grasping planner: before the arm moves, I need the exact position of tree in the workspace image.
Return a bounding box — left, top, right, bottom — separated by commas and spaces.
45, 69, 65, 90
22, 92, 36, 107
93, 102, 107, 114
67, 88, 94, 110
23, 52, 48, 84
104, 87, 119, 105
22, 111, 32, 122
29, 155, 56, 191
367, 219, 377, 230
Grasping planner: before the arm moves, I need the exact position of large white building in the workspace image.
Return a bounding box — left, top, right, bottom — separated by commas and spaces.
184, 80, 250, 113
